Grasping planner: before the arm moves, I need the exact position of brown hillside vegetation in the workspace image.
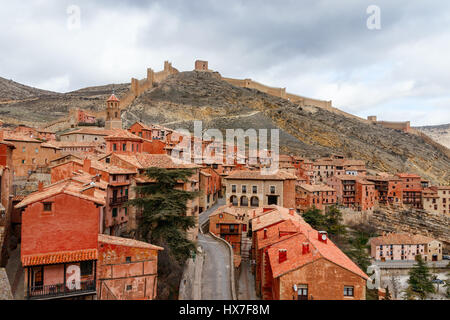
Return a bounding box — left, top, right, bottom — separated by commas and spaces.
0, 79, 129, 124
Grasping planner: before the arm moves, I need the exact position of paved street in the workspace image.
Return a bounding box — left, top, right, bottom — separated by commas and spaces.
198, 232, 232, 299
197, 198, 233, 300
198, 198, 225, 226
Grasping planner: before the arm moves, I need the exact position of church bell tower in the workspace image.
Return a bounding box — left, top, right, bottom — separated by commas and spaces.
105, 92, 122, 129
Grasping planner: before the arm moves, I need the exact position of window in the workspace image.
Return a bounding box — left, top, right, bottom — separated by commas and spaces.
270, 186, 276, 194
113, 143, 117, 151
113, 175, 117, 181
43, 202, 52, 212
297, 284, 308, 300
106, 157, 111, 163
22, 147, 26, 152
242, 185, 247, 193
124, 207, 128, 216
122, 143, 126, 151
344, 286, 354, 297
126, 285, 132, 291
126, 256, 132, 263
22, 159, 25, 164
80, 261, 93, 276
252, 186, 257, 194
35, 148, 38, 153
112, 208, 118, 217
231, 185, 236, 193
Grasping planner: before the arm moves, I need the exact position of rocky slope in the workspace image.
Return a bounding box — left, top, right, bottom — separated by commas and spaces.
0, 80, 129, 125
416, 124, 450, 150
123, 71, 450, 184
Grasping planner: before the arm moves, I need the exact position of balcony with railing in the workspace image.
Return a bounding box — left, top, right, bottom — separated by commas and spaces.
27, 279, 96, 300
109, 195, 128, 206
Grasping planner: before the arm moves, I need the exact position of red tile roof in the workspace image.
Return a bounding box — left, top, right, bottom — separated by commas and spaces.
15, 179, 106, 209
104, 129, 143, 141
225, 169, 297, 181
22, 248, 98, 266
107, 93, 120, 102
113, 153, 200, 169
98, 234, 163, 250
267, 229, 368, 280
370, 233, 437, 246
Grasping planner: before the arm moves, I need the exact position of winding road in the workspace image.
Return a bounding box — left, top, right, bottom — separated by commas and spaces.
197, 199, 233, 300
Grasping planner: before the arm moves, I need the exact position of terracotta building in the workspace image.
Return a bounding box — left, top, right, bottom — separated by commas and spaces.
209, 205, 246, 255
3, 131, 61, 177
16, 179, 105, 300
97, 234, 163, 300
105, 130, 143, 154
422, 186, 450, 215
224, 170, 297, 209
327, 175, 375, 212
370, 233, 443, 262
366, 175, 403, 205
295, 183, 337, 213
265, 230, 368, 300
250, 207, 367, 300
199, 166, 222, 213
128, 122, 168, 141
75, 109, 97, 125
396, 173, 423, 209
50, 158, 136, 236
0, 134, 15, 265
16, 179, 163, 300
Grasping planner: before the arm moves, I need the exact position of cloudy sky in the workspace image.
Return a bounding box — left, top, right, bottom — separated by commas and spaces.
1, 1, 449, 126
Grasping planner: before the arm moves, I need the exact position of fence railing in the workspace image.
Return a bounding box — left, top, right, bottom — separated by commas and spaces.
27, 280, 96, 299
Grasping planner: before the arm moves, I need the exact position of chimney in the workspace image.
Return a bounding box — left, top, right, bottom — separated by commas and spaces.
302, 242, 310, 254
289, 208, 295, 216
83, 158, 91, 173
38, 181, 44, 192
263, 228, 268, 239
278, 249, 287, 263
318, 231, 328, 244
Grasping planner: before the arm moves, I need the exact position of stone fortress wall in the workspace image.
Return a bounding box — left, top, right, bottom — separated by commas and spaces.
367, 116, 411, 133
196, 60, 366, 120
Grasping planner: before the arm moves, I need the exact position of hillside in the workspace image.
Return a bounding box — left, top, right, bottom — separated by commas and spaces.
0, 76, 58, 102
0, 80, 129, 125
0, 71, 449, 184
416, 124, 450, 149
123, 71, 450, 184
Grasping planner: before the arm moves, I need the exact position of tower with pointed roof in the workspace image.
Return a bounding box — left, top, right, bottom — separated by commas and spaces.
105, 92, 122, 129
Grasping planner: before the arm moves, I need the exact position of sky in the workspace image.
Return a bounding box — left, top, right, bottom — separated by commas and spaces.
0, 1, 449, 126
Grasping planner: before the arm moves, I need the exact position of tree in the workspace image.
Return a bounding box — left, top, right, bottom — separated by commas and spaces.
383, 286, 392, 300
302, 205, 346, 237
128, 167, 198, 263
390, 274, 401, 299
404, 255, 435, 300
346, 230, 371, 272
444, 262, 450, 298
324, 205, 346, 237
302, 206, 325, 230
